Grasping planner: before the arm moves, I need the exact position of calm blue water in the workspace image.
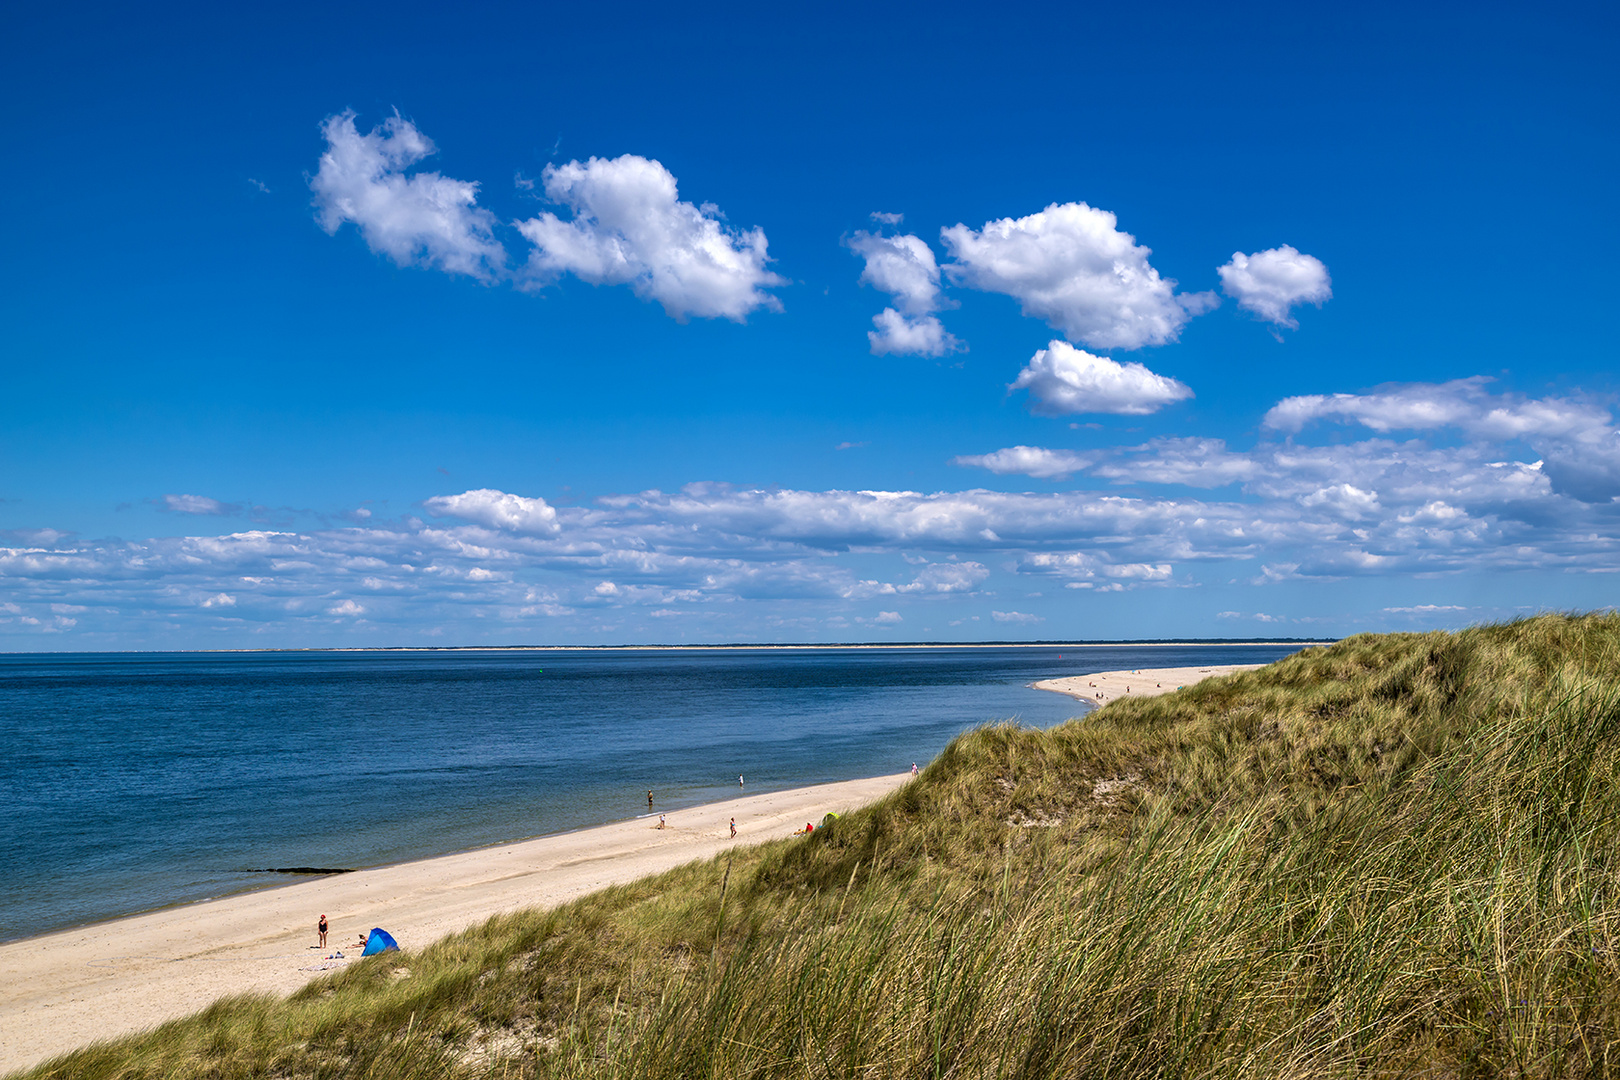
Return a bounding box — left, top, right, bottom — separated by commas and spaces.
0, 644, 1301, 942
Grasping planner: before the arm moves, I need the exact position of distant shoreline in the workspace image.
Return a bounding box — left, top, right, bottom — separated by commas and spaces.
2, 640, 1334, 657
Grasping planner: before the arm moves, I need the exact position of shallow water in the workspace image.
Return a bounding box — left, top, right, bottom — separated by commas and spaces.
0, 644, 1299, 942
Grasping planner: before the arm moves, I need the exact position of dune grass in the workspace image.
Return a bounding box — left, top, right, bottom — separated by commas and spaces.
22, 613, 1620, 1078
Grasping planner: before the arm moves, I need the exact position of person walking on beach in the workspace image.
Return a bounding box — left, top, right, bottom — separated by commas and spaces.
911, 762, 918, 776
730, 817, 737, 838
317, 914, 328, 948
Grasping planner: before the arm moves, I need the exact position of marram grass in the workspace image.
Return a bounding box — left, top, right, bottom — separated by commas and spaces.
23, 613, 1620, 1079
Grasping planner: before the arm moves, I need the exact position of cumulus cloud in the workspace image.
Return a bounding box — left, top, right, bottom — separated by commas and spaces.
1299, 483, 1382, 519
900, 561, 990, 593
1088, 438, 1259, 488
950, 446, 1092, 480
310, 111, 505, 281
1009, 340, 1193, 416
847, 230, 960, 356
162, 494, 239, 516
941, 202, 1216, 350
515, 155, 785, 321
1264, 378, 1620, 502
423, 489, 560, 534
1217, 245, 1331, 329
867, 309, 957, 357
1019, 552, 1173, 591
1262, 377, 1610, 440
11, 371, 1620, 645
991, 610, 1042, 623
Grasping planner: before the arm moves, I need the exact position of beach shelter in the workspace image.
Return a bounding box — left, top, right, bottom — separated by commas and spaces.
361, 928, 399, 957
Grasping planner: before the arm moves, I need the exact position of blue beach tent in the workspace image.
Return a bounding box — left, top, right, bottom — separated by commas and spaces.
361, 928, 399, 957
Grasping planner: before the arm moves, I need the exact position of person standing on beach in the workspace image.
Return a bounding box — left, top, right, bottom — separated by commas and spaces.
317, 914, 327, 948
911, 762, 918, 776
730, 817, 737, 838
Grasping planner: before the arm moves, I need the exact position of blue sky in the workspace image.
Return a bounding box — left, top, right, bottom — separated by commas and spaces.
2, 0, 1616, 648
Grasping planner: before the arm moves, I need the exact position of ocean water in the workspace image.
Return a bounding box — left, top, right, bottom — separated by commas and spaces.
0, 644, 1301, 942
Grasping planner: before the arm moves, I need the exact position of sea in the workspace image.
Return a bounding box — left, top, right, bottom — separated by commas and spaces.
0, 643, 1303, 943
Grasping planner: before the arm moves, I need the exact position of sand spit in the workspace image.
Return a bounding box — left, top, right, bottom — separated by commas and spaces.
1035, 664, 1266, 705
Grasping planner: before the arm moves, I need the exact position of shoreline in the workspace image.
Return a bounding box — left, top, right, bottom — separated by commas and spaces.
0, 786, 855, 952
0, 773, 909, 1076
1, 660, 1270, 1075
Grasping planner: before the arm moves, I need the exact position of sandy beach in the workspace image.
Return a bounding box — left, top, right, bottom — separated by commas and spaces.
0, 774, 907, 1076
1034, 663, 1265, 705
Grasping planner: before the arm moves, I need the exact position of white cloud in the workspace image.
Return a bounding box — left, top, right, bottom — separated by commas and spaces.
515, 155, 785, 321
1298, 483, 1382, 519
847, 230, 961, 356
849, 232, 942, 313
201, 592, 236, 608
872, 611, 903, 624
423, 489, 560, 534
1261, 377, 1607, 439
327, 599, 366, 616
1384, 604, 1468, 614
310, 111, 505, 281
1089, 438, 1259, 488
868, 309, 958, 357
869, 211, 904, 225
1264, 379, 1620, 502
162, 494, 238, 516
941, 202, 1216, 350
951, 446, 1092, 480
991, 610, 1043, 624
1217, 245, 1331, 329
1009, 340, 1193, 416
899, 561, 990, 593
1019, 552, 1173, 591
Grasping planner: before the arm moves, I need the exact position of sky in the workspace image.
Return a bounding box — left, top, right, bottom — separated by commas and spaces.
1, 0, 1617, 649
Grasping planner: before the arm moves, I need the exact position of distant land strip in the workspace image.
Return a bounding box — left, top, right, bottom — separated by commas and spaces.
188, 638, 1337, 654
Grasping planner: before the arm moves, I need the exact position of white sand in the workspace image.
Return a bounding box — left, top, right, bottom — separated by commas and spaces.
1034, 664, 1265, 705
0, 774, 907, 1076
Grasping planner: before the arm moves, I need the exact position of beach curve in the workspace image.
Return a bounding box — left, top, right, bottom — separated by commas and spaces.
0, 774, 906, 1076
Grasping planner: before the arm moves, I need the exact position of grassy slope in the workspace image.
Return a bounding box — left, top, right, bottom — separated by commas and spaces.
24, 614, 1620, 1079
